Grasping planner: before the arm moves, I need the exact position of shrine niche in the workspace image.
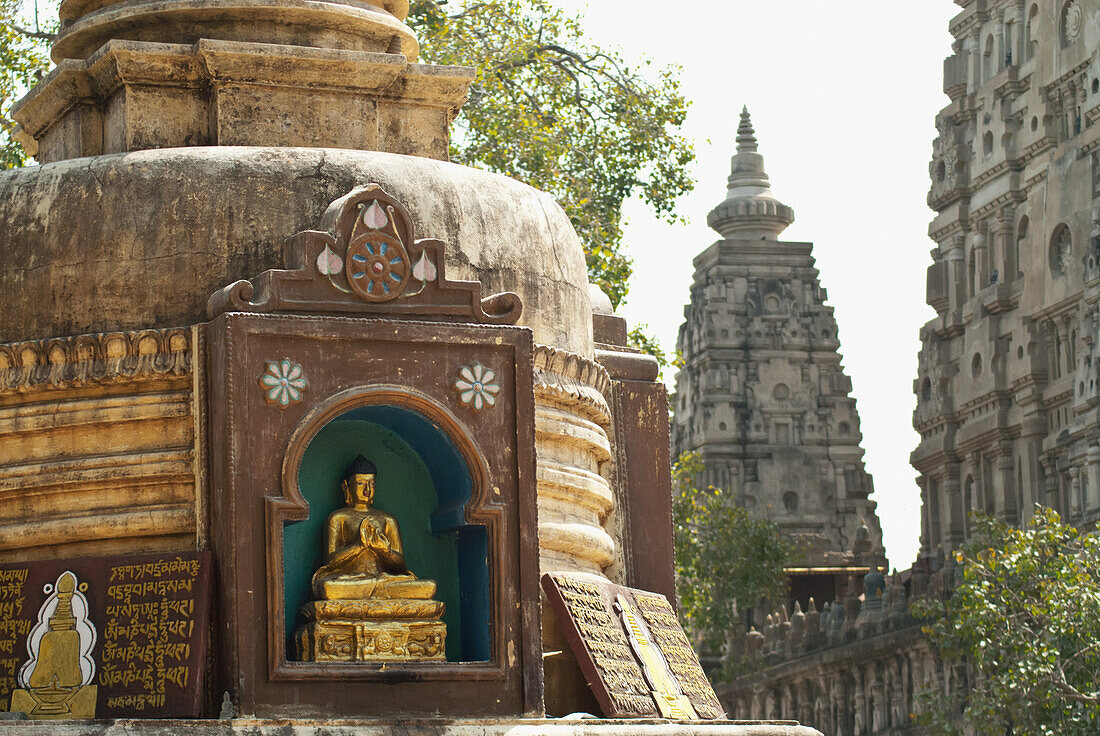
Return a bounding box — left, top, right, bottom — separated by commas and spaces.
292, 453, 449, 664
205, 185, 542, 719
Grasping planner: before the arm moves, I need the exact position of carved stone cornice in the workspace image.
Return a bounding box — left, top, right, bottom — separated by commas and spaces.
931, 219, 971, 243
532, 344, 611, 425
970, 160, 1011, 189
1044, 59, 1092, 97
0, 327, 191, 396
949, 7, 982, 40
1024, 138, 1057, 159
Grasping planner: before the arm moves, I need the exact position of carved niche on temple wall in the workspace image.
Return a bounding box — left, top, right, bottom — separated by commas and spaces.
929, 114, 968, 208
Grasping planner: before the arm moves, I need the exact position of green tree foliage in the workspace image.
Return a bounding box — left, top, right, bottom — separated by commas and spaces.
626, 323, 667, 376
912, 507, 1100, 736
0, 0, 50, 168
408, 0, 695, 307
672, 451, 792, 675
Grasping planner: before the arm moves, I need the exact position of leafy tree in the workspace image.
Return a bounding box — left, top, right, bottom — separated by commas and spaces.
626, 323, 667, 376
672, 451, 792, 677
912, 507, 1100, 736
409, 0, 694, 307
0, 0, 49, 168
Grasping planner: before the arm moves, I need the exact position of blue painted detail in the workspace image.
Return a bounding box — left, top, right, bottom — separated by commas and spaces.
352, 272, 366, 280
379, 243, 388, 256
365, 243, 375, 256
390, 257, 403, 265
456, 526, 490, 662
367, 280, 374, 293
351, 254, 368, 262
343, 405, 488, 663
285, 405, 490, 663
383, 282, 390, 294
389, 272, 402, 282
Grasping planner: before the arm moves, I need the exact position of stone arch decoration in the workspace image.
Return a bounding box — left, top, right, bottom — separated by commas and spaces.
205, 312, 542, 718
1050, 223, 1073, 276
1062, 0, 1082, 46
208, 184, 522, 325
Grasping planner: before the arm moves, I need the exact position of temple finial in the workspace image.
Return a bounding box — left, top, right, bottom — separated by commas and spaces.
707, 105, 794, 239
737, 107, 758, 153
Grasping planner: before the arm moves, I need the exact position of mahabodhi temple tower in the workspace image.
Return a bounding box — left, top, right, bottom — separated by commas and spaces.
713, 3, 1100, 733
672, 109, 885, 607
914, 0, 1100, 555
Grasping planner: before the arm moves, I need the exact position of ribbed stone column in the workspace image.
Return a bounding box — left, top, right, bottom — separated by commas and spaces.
532, 345, 617, 576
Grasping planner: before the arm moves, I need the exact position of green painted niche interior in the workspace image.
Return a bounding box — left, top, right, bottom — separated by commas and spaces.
284, 419, 463, 661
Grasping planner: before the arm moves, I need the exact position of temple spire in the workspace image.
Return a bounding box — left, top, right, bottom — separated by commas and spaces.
736, 106, 759, 153
707, 105, 795, 240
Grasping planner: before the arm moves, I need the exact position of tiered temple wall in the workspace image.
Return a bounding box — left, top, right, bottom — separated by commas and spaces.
717, 567, 971, 736
713, 2, 1100, 734
914, 0, 1100, 553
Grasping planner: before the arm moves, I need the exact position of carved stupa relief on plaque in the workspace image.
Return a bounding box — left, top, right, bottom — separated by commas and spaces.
10, 571, 97, 719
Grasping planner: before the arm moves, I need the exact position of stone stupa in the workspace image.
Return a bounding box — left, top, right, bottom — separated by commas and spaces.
0, 1, 822, 731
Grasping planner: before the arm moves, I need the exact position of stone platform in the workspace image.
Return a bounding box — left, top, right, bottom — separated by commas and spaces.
0, 718, 821, 735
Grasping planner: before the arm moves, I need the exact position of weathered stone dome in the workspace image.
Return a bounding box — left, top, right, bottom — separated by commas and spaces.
0, 146, 593, 354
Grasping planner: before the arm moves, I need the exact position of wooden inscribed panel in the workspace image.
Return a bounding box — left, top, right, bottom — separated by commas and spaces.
0, 551, 211, 718
542, 573, 724, 720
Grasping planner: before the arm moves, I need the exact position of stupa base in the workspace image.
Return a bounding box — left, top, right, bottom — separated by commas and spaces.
0, 718, 822, 736
295, 616, 446, 662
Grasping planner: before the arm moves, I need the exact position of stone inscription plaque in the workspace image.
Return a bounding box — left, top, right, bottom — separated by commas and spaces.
542, 573, 724, 720
0, 551, 211, 718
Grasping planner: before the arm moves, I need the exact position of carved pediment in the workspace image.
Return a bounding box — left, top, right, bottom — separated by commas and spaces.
208, 185, 522, 325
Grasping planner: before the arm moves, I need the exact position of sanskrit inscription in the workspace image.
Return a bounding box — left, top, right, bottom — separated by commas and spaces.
0, 568, 29, 710
634, 592, 724, 719
546, 574, 657, 717
98, 557, 204, 715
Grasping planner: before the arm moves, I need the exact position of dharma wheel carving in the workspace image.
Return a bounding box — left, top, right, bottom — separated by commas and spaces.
208, 184, 522, 325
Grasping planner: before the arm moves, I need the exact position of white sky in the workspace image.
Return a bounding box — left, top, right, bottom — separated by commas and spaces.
555, 0, 960, 567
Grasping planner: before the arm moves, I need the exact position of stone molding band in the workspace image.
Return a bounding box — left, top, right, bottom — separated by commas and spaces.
532, 344, 612, 425
532, 344, 617, 576
0, 327, 192, 395
0, 333, 610, 401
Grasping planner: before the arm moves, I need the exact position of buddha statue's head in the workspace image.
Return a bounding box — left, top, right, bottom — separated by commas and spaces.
341, 455, 379, 508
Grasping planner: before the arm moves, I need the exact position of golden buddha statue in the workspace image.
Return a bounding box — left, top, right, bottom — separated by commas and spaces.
296, 456, 446, 662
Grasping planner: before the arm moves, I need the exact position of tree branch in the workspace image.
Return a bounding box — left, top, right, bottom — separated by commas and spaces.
11, 23, 55, 41
1050, 674, 1100, 705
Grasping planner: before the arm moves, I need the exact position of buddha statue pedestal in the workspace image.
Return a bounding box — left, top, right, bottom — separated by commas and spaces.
297, 599, 446, 662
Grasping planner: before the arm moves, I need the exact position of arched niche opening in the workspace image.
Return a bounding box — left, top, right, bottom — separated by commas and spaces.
1026, 5, 1039, 61
283, 403, 490, 664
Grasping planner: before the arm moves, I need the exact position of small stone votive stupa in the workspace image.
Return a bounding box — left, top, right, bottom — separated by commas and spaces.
0, 0, 818, 727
